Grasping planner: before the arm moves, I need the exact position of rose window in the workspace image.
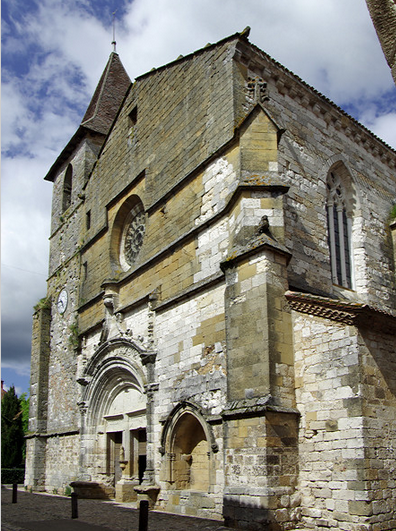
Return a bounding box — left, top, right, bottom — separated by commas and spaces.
119, 203, 146, 270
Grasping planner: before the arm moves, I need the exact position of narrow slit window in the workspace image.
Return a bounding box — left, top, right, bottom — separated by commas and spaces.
129, 106, 137, 126
62, 164, 73, 212
86, 210, 91, 230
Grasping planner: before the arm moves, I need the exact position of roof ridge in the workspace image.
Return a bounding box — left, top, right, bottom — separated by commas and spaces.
80, 52, 131, 135
135, 28, 250, 81
81, 53, 115, 128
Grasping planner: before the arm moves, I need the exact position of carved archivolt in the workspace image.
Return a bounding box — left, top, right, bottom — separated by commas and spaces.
81, 338, 148, 426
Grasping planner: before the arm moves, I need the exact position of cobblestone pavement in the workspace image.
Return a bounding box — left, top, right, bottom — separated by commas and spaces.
1, 487, 236, 531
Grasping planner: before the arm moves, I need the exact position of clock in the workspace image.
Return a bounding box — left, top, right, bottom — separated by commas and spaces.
57, 289, 68, 314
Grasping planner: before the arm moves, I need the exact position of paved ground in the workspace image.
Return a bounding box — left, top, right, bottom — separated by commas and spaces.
1, 487, 236, 531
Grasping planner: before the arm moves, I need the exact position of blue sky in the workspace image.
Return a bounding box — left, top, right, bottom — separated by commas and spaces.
2, 0, 396, 396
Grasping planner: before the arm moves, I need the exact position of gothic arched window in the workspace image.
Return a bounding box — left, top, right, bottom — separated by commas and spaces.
62, 164, 73, 212
326, 171, 352, 289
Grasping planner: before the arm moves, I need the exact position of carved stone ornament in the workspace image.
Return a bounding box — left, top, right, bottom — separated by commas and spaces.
120, 203, 146, 270
247, 76, 269, 104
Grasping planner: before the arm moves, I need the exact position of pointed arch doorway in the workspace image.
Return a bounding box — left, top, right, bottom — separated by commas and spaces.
80, 339, 149, 501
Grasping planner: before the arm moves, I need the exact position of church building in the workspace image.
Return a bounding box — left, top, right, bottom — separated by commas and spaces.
26, 29, 396, 531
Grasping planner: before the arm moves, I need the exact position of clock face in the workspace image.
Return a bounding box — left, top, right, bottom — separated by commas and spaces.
57, 289, 68, 314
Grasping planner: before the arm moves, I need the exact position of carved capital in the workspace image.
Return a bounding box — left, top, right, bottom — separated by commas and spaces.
140, 351, 157, 366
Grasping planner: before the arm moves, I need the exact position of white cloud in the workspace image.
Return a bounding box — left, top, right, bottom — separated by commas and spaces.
360, 111, 396, 149
116, 0, 395, 105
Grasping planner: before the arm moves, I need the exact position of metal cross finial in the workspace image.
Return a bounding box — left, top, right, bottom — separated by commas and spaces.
112, 10, 117, 52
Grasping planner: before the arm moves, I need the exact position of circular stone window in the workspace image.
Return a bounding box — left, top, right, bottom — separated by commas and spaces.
119, 203, 146, 271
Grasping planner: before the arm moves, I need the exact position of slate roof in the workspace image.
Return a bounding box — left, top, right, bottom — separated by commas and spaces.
44, 52, 131, 182
81, 52, 131, 135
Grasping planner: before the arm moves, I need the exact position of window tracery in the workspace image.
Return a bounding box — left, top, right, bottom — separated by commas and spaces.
326, 171, 352, 289
119, 200, 146, 271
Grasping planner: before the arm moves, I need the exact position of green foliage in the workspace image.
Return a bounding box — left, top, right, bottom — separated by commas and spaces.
34, 297, 51, 312
1, 468, 25, 484
64, 485, 72, 496
19, 393, 30, 460
1, 386, 25, 468
390, 203, 396, 220
20, 393, 30, 434
68, 322, 80, 349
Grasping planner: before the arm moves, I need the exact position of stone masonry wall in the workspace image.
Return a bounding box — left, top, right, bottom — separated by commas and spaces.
359, 328, 396, 531
223, 411, 300, 531
293, 311, 396, 530
49, 135, 102, 276
84, 39, 239, 242
44, 434, 80, 494
26, 305, 51, 489
153, 286, 227, 519
28, 34, 396, 527
233, 39, 396, 312
155, 285, 227, 419
270, 76, 396, 311
46, 255, 81, 433
29, 306, 51, 433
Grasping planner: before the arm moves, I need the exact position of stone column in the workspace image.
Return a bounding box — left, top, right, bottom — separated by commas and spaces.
77, 400, 92, 481
134, 352, 160, 507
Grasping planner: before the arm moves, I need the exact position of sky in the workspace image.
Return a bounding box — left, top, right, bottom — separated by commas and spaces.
2, 0, 396, 397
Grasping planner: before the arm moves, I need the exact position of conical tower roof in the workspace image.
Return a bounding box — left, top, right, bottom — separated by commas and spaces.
44, 52, 131, 181
81, 52, 131, 134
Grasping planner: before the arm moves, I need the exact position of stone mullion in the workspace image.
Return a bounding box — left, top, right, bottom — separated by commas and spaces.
337, 205, 348, 287
122, 427, 131, 478
327, 202, 338, 284
131, 431, 139, 482
346, 216, 353, 288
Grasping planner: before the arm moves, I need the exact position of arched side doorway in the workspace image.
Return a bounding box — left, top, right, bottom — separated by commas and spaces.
172, 413, 209, 490
79, 339, 148, 499
160, 402, 218, 494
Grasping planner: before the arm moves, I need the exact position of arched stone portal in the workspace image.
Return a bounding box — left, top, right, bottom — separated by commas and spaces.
160, 402, 218, 494
172, 413, 209, 491
78, 339, 148, 501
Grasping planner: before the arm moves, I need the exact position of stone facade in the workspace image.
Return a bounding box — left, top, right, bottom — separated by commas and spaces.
366, 0, 396, 85
26, 29, 396, 530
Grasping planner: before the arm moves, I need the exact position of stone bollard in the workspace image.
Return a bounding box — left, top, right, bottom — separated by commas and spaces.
12, 484, 17, 503
71, 492, 78, 519
138, 499, 149, 531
